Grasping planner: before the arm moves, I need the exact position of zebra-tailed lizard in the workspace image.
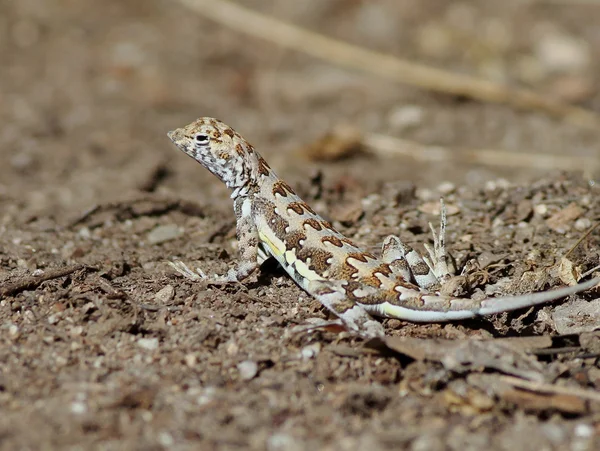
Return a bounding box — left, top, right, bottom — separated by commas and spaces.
168, 117, 599, 339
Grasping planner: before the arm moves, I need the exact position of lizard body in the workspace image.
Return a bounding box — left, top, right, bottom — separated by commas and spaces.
168, 117, 599, 338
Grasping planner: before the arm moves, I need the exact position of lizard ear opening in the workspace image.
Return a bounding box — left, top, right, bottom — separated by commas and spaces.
195, 134, 210, 144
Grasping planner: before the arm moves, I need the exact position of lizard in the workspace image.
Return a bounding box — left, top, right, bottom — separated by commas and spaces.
167, 117, 600, 339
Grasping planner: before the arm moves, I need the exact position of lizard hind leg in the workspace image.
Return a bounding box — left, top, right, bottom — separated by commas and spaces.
381, 199, 455, 291
381, 235, 440, 291
307, 280, 385, 338
422, 198, 454, 284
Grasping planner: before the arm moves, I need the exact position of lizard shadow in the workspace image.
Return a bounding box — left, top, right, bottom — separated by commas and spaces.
250, 257, 290, 288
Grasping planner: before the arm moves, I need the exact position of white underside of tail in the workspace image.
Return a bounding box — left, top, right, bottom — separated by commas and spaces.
362, 277, 600, 322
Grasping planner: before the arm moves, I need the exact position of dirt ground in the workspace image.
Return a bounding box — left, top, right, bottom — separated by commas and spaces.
1, 1, 600, 450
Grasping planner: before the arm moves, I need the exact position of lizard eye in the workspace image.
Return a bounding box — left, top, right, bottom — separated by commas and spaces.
195, 134, 210, 144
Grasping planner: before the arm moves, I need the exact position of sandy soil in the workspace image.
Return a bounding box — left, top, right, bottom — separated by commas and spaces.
1, 1, 599, 449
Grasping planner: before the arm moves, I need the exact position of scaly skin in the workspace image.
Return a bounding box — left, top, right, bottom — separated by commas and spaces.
168, 117, 599, 338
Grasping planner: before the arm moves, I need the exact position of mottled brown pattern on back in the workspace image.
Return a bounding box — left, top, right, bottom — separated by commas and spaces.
284, 231, 306, 251
287, 202, 307, 215
340, 237, 359, 248
346, 252, 370, 263
358, 263, 394, 288
257, 156, 271, 176
320, 220, 337, 233
303, 218, 322, 231
332, 260, 359, 280
296, 247, 333, 274
255, 198, 289, 242
272, 180, 292, 197
301, 203, 317, 216
321, 236, 344, 248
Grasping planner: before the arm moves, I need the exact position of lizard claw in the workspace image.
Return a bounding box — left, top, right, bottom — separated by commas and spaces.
423, 198, 454, 283
168, 260, 239, 285
168, 260, 207, 281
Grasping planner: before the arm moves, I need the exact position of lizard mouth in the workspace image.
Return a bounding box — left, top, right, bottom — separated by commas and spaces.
167, 129, 189, 151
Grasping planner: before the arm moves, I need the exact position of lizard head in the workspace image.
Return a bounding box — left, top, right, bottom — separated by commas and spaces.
168, 117, 266, 192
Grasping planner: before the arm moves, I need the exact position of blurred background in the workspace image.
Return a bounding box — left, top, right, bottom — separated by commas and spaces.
1, 0, 599, 218
2, 2, 600, 448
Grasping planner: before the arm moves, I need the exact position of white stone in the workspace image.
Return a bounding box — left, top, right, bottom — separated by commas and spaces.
237, 360, 258, 381
137, 337, 159, 351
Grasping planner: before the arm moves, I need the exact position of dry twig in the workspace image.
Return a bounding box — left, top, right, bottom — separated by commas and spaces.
0, 264, 92, 298
175, 0, 600, 128
563, 222, 600, 259
362, 133, 600, 172
499, 375, 600, 403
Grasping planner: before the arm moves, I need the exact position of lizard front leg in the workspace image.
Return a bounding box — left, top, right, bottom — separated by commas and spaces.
170, 197, 260, 283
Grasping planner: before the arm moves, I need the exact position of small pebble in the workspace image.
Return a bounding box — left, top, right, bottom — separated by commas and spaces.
8, 324, 19, 337
533, 204, 548, 216
137, 337, 159, 351
387, 105, 424, 130
301, 342, 321, 360
158, 431, 175, 448
147, 224, 183, 244
484, 179, 511, 191
69, 326, 84, 337
196, 387, 217, 406
415, 188, 435, 201
574, 423, 594, 438
184, 353, 197, 367
437, 181, 455, 195
226, 341, 239, 356
70, 401, 87, 415
267, 433, 303, 451
237, 360, 258, 381
418, 201, 460, 216
70, 342, 83, 351
574, 217, 591, 231
158, 432, 174, 447
535, 32, 590, 73
154, 285, 175, 303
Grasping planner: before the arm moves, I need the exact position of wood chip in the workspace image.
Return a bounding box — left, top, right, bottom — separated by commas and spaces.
300, 124, 363, 161
546, 202, 584, 233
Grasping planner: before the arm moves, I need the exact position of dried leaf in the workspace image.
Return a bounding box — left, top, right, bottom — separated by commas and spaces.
551, 299, 600, 334
300, 124, 363, 161
545, 202, 584, 233
558, 256, 582, 286
383, 337, 546, 381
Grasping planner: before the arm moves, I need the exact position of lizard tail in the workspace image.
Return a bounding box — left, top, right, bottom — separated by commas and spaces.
310, 278, 600, 323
